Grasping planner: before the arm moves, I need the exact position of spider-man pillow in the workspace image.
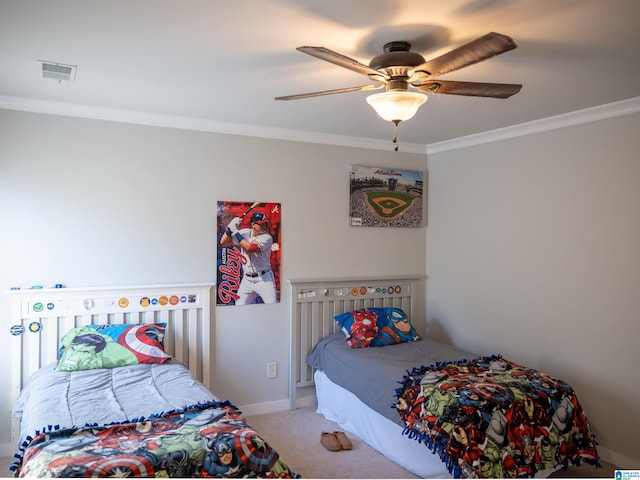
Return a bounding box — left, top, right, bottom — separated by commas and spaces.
55, 323, 171, 372
334, 307, 421, 348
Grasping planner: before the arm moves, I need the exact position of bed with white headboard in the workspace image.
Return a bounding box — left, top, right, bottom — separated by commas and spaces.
288, 276, 418, 410
289, 276, 601, 479
7, 283, 298, 478
8, 283, 212, 444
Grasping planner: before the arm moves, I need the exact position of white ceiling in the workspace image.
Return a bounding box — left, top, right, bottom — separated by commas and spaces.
2, 0, 640, 152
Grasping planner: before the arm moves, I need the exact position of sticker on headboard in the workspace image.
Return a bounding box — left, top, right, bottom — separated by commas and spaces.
298, 289, 316, 299
140, 297, 151, 307
10, 325, 24, 336
118, 297, 129, 308
32, 302, 44, 313
28, 321, 42, 333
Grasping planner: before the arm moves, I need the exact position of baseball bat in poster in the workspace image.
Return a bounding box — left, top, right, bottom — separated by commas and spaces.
240, 202, 261, 219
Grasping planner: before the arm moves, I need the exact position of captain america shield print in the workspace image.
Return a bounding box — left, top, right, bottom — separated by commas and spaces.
216, 201, 281, 306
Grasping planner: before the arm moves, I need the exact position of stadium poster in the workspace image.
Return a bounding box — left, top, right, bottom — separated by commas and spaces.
216, 201, 282, 306
349, 165, 424, 228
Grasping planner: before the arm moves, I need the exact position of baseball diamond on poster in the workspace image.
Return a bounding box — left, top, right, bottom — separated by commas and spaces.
349, 165, 425, 228
216, 201, 281, 306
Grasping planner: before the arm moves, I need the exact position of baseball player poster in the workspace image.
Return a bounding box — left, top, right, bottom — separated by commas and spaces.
349, 165, 425, 228
216, 201, 281, 306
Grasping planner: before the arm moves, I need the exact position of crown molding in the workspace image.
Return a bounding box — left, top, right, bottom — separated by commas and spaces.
0, 95, 427, 155
2, 94, 639, 156
426, 96, 640, 154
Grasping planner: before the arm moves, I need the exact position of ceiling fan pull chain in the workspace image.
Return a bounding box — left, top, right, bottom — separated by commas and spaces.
392, 120, 399, 152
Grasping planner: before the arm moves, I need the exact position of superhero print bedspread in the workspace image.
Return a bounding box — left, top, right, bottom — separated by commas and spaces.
14, 401, 298, 478
395, 355, 599, 478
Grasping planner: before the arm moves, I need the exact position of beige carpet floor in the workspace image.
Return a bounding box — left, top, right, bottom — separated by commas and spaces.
245, 407, 419, 479
0, 457, 14, 478
1, 406, 616, 478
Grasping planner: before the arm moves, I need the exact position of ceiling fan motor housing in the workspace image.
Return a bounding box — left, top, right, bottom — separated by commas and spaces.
369, 41, 426, 69
369, 41, 426, 91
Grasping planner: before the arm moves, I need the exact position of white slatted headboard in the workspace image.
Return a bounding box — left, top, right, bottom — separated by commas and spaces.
7, 283, 213, 446
288, 276, 419, 409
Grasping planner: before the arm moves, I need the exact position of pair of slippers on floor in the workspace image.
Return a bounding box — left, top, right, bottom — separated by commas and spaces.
320, 431, 353, 451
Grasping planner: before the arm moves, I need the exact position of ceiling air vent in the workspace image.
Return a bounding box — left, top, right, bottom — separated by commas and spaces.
39, 60, 77, 82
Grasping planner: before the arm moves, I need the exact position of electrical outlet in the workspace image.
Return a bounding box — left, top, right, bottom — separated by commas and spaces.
267, 362, 277, 378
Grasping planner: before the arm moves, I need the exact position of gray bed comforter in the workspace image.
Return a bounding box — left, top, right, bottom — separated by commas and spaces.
12, 360, 218, 448
306, 333, 478, 425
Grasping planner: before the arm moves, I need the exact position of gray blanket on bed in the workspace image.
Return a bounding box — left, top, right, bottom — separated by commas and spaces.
12, 360, 218, 447
306, 333, 478, 425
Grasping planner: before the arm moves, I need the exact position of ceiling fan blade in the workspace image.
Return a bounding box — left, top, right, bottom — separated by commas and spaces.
275, 84, 383, 101
415, 80, 522, 98
409, 32, 517, 78
297, 46, 387, 79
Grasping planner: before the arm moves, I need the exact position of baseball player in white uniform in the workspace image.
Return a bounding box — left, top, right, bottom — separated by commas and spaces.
220, 211, 277, 305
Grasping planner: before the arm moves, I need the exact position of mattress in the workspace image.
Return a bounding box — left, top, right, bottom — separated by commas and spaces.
306, 332, 478, 425
314, 369, 450, 478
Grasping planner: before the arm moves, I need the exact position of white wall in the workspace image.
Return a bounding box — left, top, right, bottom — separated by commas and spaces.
426, 112, 640, 468
0, 109, 428, 451
4, 106, 637, 468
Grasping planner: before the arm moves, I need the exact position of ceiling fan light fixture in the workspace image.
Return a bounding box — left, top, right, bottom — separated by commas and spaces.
366, 91, 427, 122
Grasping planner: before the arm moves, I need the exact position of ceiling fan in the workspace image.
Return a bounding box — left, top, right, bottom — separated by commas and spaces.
276, 32, 522, 150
